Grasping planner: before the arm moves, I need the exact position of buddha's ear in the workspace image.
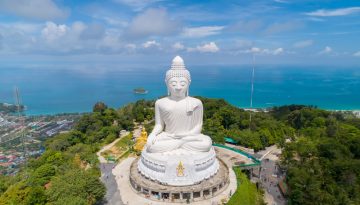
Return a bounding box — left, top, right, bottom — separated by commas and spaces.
187, 80, 191, 96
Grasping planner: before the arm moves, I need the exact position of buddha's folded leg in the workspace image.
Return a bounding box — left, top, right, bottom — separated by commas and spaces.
147, 140, 183, 153
181, 134, 212, 152
146, 133, 183, 153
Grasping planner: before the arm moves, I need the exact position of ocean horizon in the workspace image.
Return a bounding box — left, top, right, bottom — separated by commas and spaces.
0, 64, 359, 115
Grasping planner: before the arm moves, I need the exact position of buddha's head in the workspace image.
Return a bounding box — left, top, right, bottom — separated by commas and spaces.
165, 56, 191, 99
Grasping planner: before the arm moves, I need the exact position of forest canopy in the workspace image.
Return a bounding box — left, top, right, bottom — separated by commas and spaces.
0, 98, 359, 205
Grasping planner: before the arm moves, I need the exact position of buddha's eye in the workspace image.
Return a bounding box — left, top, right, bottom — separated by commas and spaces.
171, 82, 177, 86
180, 82, 186, 86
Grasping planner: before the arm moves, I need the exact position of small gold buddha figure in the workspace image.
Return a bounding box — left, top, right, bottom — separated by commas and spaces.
176, 161, 185, 177
134, 127, 148, 152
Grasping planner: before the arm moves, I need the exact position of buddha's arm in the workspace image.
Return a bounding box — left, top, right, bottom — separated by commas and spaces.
147, 101, 164, 144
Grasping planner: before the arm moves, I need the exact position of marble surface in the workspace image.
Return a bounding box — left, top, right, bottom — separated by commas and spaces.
138, 147, 219, 186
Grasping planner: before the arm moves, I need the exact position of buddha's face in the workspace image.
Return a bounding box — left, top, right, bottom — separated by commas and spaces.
167, 77, 189, 99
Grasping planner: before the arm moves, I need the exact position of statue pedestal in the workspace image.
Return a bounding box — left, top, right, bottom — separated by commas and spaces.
130, 156, 229, 203
138, 147, 219, 186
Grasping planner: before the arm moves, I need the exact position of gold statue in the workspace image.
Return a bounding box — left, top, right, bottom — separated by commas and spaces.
176, 161, 185, 177
134, 127, 148, 152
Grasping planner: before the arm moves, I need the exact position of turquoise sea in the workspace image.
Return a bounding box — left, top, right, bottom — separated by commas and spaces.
0, 65, 359, 115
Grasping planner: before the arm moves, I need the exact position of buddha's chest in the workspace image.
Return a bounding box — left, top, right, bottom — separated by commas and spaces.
159, 101, 193, 119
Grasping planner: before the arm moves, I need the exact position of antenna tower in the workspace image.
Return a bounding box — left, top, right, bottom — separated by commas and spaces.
249, 54, 255, 130
14, 87, 27, 178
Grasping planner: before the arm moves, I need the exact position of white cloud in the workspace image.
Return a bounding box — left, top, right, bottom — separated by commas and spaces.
142, 40, 160, 48
1, 22, 42, 34
172, 42, 185, 50
265, 21, 303, 35
99, 30, 122, 52
239, 47, 284, 55
89, 8, 128, 27
0, 0, 69, 20
307, 17, 325, 22
188, 42, 219, 53
273, 48, 284, 55
126, 8, 179, 38
250, 47, 261, 53
293, 40, 313, 48
80, 23, 105, 40
0, 20, 133, 55
236, 39, 253, 48
101, 16, 127, 27
306, 7, 360, 17
113, 0, 162, 11
126, 44, 136, 49
353, 51, 360, 57
227, 20, 262, 34
274, 0, 288, 3
123, 44, 136, 53
319, 46, 332, 54
182, 26, 224, 38
41, 22, 68, 42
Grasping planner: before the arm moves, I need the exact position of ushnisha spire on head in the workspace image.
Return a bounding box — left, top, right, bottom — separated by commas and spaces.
165, 56, 191, 83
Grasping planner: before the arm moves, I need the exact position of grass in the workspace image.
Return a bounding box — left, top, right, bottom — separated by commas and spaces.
115, 133, 133, 150
101, 133, 134, 160
227, 167, 264, 205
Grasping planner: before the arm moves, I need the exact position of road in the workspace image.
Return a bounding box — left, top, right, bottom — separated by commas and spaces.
97, 131, 130, 205
258, 148, 286, 205
99, 163, 123, 205
97, 127, 143, 205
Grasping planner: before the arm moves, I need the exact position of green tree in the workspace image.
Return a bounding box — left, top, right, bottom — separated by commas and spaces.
30, 163, 56, 186
203, 114, 225, 143
46, 168, 105, 205
93, 102, 108, 113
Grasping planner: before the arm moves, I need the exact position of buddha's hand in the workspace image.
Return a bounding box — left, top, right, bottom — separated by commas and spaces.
174, 133, 191, 138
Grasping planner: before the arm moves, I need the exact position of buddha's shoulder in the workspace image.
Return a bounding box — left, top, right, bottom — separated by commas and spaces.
155, 97, 169, 106
187, 97, 203, 105
155, 97, 202, 106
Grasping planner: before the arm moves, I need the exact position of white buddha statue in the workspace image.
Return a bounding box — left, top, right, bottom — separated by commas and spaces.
146, 56, 212, 153
138, 56, 219, 186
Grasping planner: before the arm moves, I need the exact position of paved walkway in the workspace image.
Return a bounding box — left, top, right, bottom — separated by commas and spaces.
113, 148, 238, 205
97, 131, 130, 205
215, 146, 253, 165
100, 163, 123, 205
258, 146, 286, 205
257, 145, 279, 161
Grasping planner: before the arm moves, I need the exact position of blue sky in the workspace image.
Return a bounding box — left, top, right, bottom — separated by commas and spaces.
0, 0, 359, 66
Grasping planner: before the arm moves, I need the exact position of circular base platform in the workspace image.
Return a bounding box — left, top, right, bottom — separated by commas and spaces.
138, 147, 219, 186
129, 157, 229, 203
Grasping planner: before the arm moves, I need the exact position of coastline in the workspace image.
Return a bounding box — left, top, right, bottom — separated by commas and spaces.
14, 107, 360, 118
3, 101, 359, 117
243, 107, 360, 117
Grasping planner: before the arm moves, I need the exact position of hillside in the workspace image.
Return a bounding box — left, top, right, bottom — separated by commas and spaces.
0, 99, 359, 204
